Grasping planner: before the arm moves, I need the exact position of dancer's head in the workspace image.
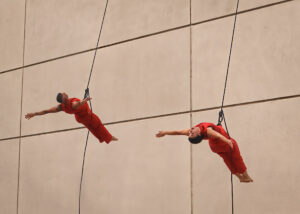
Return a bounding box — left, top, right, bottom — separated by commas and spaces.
188, 126, 203, 144
56, 92, 68, 103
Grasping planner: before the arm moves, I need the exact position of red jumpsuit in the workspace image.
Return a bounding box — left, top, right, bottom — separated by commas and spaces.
196, 122, 247, 174
61, 98, 112, 144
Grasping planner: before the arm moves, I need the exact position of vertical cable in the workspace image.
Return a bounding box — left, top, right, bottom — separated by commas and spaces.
17, 1, 28, 213
189, 0, 194, 213
220, 0, 240, 111
217, 0, 240, 214
79, 0, 109, 213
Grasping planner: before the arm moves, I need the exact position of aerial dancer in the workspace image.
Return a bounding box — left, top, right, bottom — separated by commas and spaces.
25, 92, 118, 144
156, 122, 253, 182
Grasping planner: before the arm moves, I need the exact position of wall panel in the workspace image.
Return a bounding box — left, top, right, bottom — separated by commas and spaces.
0, 0, 25, 72
192, 97, 300, 214
192, 1, 300, 110
18, 129, 87, 214
0, 140, 19, 214
81, 114, 191, 214
0, 70, 22, 139
22, 52, 93, 136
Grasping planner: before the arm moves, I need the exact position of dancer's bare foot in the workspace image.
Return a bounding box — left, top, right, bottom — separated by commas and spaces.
111, 136, 118, 141
240, 171, 253, 183
234, 173, 243, 182
240, 176, 253, 182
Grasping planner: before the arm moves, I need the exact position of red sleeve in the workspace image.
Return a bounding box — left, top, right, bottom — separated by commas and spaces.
61, 98, 82, 114
195, 123, 209, 139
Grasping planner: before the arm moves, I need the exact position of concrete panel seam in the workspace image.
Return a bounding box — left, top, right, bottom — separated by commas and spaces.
191, 0, 294, 27
0, 0, 294, 75
189, 0, 194, 214
1, 94, 300, 142
16, 1, 27, 214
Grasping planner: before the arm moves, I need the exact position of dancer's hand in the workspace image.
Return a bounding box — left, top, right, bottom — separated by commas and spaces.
156, 131, 166, 138
25, 113, 35, 120
228, 139, 233, 149
84, 97, 92, 102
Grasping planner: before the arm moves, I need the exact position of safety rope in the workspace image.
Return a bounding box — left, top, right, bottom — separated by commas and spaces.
217, 0, 240, 214
219, 0, 240, 114
79, 0, 109, 213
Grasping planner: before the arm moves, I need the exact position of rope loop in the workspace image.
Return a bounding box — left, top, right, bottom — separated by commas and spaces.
217, 109, 224, 126
84, 88, 90, 99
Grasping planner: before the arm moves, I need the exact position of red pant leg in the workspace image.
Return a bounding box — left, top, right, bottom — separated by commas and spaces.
76, 113, 112, 144
219, 139, 247, 174
88, 113, 112, 144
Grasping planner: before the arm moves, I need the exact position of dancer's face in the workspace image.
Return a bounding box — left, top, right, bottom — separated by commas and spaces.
61, 92, 69, 103
189, 126, 200, 138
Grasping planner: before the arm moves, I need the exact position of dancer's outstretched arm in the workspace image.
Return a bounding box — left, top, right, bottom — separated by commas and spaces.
206, 128, 233, 148
25, 105, 62, 119
71, 97, 92, 110
156, 129, 190, 137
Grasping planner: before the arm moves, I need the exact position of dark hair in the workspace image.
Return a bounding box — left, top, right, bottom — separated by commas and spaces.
188, 134, 203, 144
56, 93, 63, 103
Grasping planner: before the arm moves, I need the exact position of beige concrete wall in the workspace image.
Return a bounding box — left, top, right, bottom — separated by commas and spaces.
192, 1, 300, 110
81, 115, 191, 214
25, 0, 107, 64
191, 0, 284, 23
21, 28, 190, 136
0, 139, 19, 214
101, 0, 189, 45
0, 0, 299, 214
21, 52, 93, 135
192, 97, 300, 214
0, 70, 22, 139
18, 129, 86, 214
91, 28, 190, 123
25, 0, 189, 64
0, 0, 25, 72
